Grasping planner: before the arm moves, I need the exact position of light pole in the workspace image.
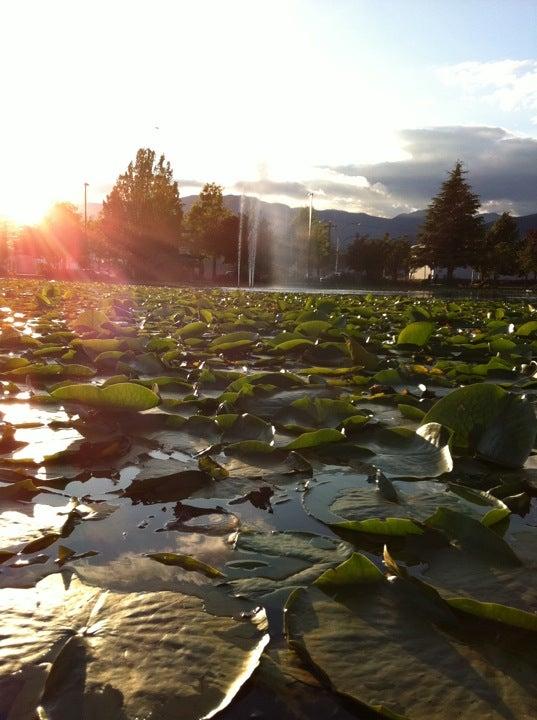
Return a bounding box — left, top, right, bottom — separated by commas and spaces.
324, 220, 336, 276
333, 224, 340, 274
306, 191, 313, 281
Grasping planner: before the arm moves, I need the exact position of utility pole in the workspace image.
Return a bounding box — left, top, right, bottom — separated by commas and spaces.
331, 223, 340, 274
306, 191, 313, 281
325, 221, 334, 277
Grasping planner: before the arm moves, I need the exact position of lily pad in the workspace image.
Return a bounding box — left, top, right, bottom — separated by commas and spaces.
285, 555, 537, 720
397, 321, 434, 347
422, 384, 537, 467
0, 571, 269, 719
51, 382, 160, 411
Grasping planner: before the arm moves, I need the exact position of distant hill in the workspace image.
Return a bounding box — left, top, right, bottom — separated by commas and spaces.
182, 195, 529, 246
88, 195, 537, 247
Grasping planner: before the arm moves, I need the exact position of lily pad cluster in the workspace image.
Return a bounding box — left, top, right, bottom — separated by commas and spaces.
1, 280, 537, 719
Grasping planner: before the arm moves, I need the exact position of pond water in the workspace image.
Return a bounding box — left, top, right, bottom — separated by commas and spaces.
1, 279, 537, 719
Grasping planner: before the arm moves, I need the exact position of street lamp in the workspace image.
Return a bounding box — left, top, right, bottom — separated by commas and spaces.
306, 191, 313, 280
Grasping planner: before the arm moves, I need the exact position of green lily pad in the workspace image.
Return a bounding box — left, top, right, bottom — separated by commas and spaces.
146, 552, 225, 578
51, 382, 160, 411
285, 556, 537, 720
422, 384, 537, 467
0, 571, 268, 719
397, 321, 434, 346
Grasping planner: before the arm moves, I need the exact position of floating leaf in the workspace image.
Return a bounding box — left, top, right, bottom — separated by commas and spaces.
0, 572, 268, 719
422, 384, 537, 466
398, 403, 425, 421
285, 561, 537, 719
285, 428, 345, 449
447, 596, 537, 631
397, 321, 434, 346
51, 382, 160, 411
176, 321, 207, 338
146, 552, 225, 578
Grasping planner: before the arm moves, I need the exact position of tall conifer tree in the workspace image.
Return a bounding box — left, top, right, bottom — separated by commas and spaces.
419, 161, 483, 281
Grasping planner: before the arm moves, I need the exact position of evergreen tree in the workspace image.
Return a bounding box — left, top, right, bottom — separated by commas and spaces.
419, 161, 483, 281
102, 148, 183, 279
483, 212, 521, 278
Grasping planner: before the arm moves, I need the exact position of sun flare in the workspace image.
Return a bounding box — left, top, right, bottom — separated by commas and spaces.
0, 192, 53, 227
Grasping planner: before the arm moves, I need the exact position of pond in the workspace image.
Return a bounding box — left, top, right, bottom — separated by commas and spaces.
1, 278, 537, 719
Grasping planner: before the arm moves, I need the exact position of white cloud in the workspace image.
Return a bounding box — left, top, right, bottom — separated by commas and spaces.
438, 59, 537, 121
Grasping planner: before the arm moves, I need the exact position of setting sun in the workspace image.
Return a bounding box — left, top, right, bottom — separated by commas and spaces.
0, 194, 51, 226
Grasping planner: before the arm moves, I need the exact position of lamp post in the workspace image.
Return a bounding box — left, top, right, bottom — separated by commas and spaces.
324, 220, 336, 275
334, 224, 340, 274
306, 191, 313, 281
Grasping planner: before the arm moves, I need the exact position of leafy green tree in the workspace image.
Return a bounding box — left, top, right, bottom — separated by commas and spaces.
86, 215, 112, 265
346, 235, 386, 282
311, 220, 331, 278
187, 183, 233, 279
419, 161, 483, 281
292, 208, 331, 279
385, 236, 411, 282
482, 212, 521, 278
102, 148, 183, 279
518, 229, 537, 280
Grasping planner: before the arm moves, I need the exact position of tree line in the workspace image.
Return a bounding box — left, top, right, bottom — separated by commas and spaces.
4, 150, 537, 283
5, 148, 334, 283
344, 161, 537, 283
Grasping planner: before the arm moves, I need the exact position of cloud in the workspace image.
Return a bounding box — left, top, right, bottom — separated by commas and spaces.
180, 126, 537, 217
232, 174, 414, 216
326, 126, 537, 215
438, 59, 537, 120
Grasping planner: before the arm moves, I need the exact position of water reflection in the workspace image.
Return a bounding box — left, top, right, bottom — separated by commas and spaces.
11, 426, 83, 463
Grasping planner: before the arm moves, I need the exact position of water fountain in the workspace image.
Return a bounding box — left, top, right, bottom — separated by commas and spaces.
237, 195, 261, 288
247, 197, 260, 288
237, 194, 245, 287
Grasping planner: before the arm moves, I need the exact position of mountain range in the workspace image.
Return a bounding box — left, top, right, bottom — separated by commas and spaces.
87, 196, 537, 248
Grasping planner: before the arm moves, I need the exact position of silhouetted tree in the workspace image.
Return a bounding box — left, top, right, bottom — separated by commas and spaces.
385, 236, 411, 282
102, 148, 183, 279
482, 212, 521, 278
518, 229, 537, 280
42, 202, 84, 271
187, 183, 233, 279
419, 161, 483, 281
312, 221, 331, 278
346, 235, 386, 282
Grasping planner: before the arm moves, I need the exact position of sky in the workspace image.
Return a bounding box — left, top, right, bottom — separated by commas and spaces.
1, 0, 536, 224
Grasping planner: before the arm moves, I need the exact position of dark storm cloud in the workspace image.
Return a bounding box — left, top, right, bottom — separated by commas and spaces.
327, 126, 537, 215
